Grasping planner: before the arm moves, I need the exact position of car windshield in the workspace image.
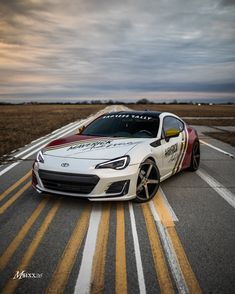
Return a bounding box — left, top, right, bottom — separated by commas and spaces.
81, 113, 160, 138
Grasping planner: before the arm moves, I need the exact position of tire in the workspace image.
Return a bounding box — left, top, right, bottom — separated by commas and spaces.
134, 159, 160, 203
189, 141, 200, 171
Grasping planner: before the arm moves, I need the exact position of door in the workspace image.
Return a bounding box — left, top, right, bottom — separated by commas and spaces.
161, 116, 184, 178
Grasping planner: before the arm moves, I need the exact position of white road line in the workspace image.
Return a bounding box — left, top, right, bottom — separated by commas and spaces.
0, 120, 81, 163
73, 204, 102, 294
0, 105, 127, 177
149, 201, 189, 294
3, 120, 82, 161
0, 120, 84, 177
196, 169, 235, 209
128, 202, 146, 294
200, 139, 234, 158
159, 187, 179, 222
28, 121, 77, 145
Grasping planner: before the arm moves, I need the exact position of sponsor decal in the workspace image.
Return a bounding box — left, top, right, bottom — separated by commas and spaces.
67, 139, 142, 152
165, 143, 178, 157
168, 152, 178, 162
172, 131, 185, 174
45, 136, 105, 151
67, 139, 112, 151
177, 128, 189, 172
13, 270, 43, 280
102, 114, 153, 120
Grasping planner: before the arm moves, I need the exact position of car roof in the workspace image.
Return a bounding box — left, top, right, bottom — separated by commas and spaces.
104, 110, 162, 118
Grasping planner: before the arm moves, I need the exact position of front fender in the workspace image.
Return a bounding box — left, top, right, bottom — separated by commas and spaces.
128, 141, 162, 170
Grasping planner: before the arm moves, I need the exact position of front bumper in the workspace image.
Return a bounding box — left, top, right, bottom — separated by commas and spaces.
32, 160, 139, 201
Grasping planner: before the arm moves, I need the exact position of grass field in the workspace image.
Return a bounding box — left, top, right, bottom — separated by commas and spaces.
130, 104, 235, 117
203, 132, 235, 147
0, 104, 234, 159
0, 104, 103, 158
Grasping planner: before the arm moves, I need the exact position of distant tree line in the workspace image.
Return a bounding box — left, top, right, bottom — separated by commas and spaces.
0, 99, 234, 105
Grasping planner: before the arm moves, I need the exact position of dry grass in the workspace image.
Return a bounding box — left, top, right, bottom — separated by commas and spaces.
0, 104, 234, 159
129, 104, 235, 117
203, 132, 235, 147
129, 104, 235, 126
0, 104, 103, 158
183, 119, 235, 126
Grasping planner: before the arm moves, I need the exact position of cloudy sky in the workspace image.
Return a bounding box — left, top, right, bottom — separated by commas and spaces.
0, 0, 235, 102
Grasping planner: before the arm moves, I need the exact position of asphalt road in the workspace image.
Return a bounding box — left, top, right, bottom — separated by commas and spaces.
0, 106, 234, 294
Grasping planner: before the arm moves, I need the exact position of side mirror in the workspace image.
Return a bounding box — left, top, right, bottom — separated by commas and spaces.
165, 128, 180, 141
77, 125, 85, 134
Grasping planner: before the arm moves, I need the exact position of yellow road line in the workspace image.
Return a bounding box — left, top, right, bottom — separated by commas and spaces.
167, 228, 202, 294
153, 191, 202, 293
142, 203, 174, 294
1, 199, 61, 294
0, 170, 31, 202
0, 181, 31, 214
91, 203, 110, 294
0, 197, 49, 271
115, 202, 127, 294
154, 191, 175, 228
47, 204, 92, 294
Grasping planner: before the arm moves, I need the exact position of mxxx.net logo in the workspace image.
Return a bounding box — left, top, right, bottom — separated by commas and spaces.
13, 270, 43, 280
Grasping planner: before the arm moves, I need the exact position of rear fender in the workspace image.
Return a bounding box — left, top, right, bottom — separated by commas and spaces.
181, 126, 199, 170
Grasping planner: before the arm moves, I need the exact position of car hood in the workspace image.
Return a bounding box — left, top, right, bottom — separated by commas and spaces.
43, 135, 145, 160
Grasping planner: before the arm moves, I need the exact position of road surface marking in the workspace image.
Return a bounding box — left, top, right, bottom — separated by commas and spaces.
0, 181, 31, 214
0, 120, 78, 163
0, 120, 84, 177
74, 204, 102, 294
142, 203, 174, 294
159, 187, 179, 222
91, 203, 110, 294
167, 228, 202, 294
0, 105, 127, 177
0, 170, 31, 201
149, 199, 188, 294
200, 139, 234, 158
154, 191, 175, 228
0, 197, 49, 271
116, 202, 127, 294
47, 205, 92, 294
197, 169, 235, 208
0, 119, 83, 162
1, 199, 61, 294
129, 202, 146, 294
153, 191, 202, 294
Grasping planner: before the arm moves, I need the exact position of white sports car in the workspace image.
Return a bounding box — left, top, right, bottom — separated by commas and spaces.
32, 111, 200, 202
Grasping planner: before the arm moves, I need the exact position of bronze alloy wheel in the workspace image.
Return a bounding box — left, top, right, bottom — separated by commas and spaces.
135, 159, 160, 203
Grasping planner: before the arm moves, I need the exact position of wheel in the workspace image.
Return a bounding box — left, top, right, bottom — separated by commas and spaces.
189, 141, 200, 171
134, 159, 160, 203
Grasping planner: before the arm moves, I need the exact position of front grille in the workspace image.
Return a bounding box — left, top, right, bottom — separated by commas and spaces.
38, 170, 99, 194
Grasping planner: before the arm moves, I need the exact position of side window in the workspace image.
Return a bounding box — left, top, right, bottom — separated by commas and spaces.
163, 116, 184, 135
177, 119, 184, 132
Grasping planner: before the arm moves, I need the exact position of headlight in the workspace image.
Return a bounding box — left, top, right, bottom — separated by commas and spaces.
36, 151, 44, 163
95, 155, 130, 170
